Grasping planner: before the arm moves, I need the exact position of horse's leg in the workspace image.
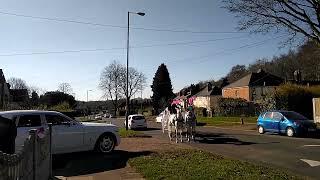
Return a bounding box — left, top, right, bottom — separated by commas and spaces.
180, 128, 183, 143
175, 126, 178, 143
192, 124, 196, 141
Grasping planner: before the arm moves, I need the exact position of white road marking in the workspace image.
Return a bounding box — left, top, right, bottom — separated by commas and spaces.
303, 145, 320, 147
300, 159, 320, 167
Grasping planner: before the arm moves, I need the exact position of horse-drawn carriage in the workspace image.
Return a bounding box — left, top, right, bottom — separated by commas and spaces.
161, 105, 197, 143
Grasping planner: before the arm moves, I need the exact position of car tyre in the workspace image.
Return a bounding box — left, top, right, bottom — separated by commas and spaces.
286, 127, 295, 137
258, 126, 265, 134
95, 133, 116, 153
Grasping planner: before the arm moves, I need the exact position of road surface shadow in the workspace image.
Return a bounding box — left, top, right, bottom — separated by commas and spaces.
195, 132, 256, 145
137, 127, 161, 131
53, 150, 152, 177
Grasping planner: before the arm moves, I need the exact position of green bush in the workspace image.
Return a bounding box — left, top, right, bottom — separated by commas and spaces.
49, 102, 73, 112
212, 98, 257, 117
272, 84, 319, 119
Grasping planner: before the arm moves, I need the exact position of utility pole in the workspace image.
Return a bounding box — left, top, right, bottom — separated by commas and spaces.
125, 11, 145, 130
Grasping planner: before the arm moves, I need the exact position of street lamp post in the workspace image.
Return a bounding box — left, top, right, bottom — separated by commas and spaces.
87, 89, 93, 102
86, 90, 93, 119
126, 11, 145, 130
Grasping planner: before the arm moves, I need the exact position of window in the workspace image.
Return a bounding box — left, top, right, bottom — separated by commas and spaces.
46, 114, 71, 125
281, 112, 308, 120
272, 112, 283, 121
132, 116, 145, 120
18, 115, 41, 127
263, 112, 272, 119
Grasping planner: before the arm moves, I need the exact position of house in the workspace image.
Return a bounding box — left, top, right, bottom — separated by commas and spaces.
0, 69, 11, 109
193, 83, 222, 116
222, 69, 283, 102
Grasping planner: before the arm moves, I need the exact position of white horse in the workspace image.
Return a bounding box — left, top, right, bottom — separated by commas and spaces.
161, 108, 170, 133
185, 110, 196, 142
168, 107, 184, 143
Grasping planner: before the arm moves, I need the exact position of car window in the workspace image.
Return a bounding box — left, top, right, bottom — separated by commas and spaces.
18, 115, 41, 127
263, 112, 272, 119
132, 116, 145, 120
45, 114, 71, 125
272, 112, 283, 121
281, 112, 308, 120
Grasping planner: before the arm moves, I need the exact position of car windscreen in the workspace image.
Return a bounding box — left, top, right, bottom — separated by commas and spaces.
281, 112, 308, 120
132, 116, 144, 120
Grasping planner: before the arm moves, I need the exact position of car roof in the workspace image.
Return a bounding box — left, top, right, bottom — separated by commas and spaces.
264, 110, 295, 114
0, 110, 63, 116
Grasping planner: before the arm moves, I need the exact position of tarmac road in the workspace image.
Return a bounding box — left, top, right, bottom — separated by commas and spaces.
109, 118, 320, 179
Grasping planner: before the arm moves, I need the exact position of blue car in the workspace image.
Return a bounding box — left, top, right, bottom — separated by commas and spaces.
257, 111, 317, 137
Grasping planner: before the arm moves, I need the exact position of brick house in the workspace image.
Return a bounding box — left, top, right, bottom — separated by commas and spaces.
222, 70, 283, 102
0, 69, 11, 109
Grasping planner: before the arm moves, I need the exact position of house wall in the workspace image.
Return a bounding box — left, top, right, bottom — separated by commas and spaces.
222, 86, 250, 101
193, 96, 210, 109
0, 83, 10, 108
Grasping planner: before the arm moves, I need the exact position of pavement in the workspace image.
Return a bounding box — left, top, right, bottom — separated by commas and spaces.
109, 118, 320, 179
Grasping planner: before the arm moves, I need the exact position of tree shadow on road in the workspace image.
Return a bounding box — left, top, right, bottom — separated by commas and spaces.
137, 127, 161, 131
53, 150, 152, 177
195, 132, 256, 145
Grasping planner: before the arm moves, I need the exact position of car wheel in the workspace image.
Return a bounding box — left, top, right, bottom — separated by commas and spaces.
258, 126, 264, 134
286, 127, 295, 137
95, 133, 115, 153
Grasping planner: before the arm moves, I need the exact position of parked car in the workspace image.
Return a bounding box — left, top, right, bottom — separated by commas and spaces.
124, 114, 147, 129
257, 111, 317, 137
156, 112, 163, 123
0, 110, 120, 154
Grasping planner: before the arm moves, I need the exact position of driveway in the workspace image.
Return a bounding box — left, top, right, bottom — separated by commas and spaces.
109, 118, 320, 179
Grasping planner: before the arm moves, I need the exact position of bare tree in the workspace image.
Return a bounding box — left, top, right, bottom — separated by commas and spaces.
99, 61, 124, 116
58, 83, 73, 94
120, 67, 147, 99
7, 77, 28, 89
99, 61, 147, 115
223, 0, 320, 44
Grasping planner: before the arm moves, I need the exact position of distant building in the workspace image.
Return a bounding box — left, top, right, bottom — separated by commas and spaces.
193, 83, 222, 116
222, 69, 283, 102
0, 69, 10, 109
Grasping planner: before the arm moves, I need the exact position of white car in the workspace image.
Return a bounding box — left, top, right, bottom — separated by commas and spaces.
0, 110, 120, 154
95, 114, 103, 120
156, 113, 163, 123
124, 114, 147, 129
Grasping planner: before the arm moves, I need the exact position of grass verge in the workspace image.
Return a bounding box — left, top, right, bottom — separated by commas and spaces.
129, 149, 302, 180
197, 116, 257, 126
119, 128, 144, 138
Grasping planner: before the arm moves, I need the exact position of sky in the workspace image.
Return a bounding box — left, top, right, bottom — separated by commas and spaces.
0, 0, 291, 101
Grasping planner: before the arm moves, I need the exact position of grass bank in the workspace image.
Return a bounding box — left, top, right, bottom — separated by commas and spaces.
119, 128, 144, 138
129, 149, 302, 180
197, 116, 257, 126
